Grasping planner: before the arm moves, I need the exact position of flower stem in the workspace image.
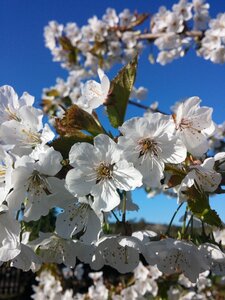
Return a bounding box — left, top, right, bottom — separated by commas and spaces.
181, 207, 188, 236
122, 192, 126, 223
112, 210, 120, 223
166, 202, 184, 236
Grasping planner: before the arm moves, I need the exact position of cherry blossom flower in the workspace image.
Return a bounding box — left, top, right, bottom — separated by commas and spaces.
55, 196, 102, 243
32, 270, 64, 300
91, 235, 140, 273
172, 0, 193, 21
0, 86, 53, 155
199, 243, 225, 276
0, 146, 14, 204
143, 238, 209, 282
66, 134, 143, 213
0, 87, 54, 155
80, 69, 110, 112
0, 205, 21, 262
0, 85, 41, 124
31, 232, 78, 267
173, 96, 215, 157
7, 146, 64, 221
130, 86, 148, 102
11, 232, 41, 272
178, 157, 221, 203
118, 113, 187, 187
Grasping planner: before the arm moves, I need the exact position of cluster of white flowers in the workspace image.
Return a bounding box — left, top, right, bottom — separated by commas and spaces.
32, 270, 73, 300
44, 0, 225, 72
42, 1, 225, 121
1, 2, 225, 294
198, 13, 225, 63
0, 80, 225, 284
43, 68, 148, 120
32, 260, 225, 299
152, 0, 210, 65
44, 8, 144, 72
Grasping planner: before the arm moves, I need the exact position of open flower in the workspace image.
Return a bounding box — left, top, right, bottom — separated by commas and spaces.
178, 157, 222, 203
143, 238, 209, 283
56, 196, 102, 243
118, 113, 186, 187
173, 96, 215, 157
11, 231, 41, 272
65, 134, 143, 213
91, 235, 140, 273
31, 232, 78, 267
0, 86, 53, 156
0, 85, 41, 124
7, 146, 64, 221
81, 69, 110, 111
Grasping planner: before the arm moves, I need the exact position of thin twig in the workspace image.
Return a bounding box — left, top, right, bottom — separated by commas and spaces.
138, 31, 203, 41
112, 210, 120, 223
122, 192, 126, 223
128, 100, 167, 114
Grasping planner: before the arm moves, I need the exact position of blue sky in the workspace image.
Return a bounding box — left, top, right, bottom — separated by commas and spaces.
1, 1, 225, 224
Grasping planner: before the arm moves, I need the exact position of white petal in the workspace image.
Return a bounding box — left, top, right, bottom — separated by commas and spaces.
181, 129, 209, 157
138, 157, 164, 187
113, 160, 143, 190
160, 137, 187, 163
100, 74, 110, 98
65, 168, 94, 197
38, 147, 62, 176
69, 142, 96, 167
94, 134, 122, 163
20, 91, 35, 106
91, 180, 120, 212
0, 85, 19, 110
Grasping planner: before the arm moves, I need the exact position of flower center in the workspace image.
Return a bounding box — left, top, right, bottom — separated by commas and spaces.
21, 129, 42, 145
4, 106, 21, 122
96, 162, 113, 183
27, 171, 51, 195
138, 138, 160, 158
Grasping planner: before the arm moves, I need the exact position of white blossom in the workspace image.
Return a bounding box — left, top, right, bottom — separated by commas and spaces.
173, 96, 215, 157
55, 196, 102, 243
31, 232, 78, 267
66, 134, 143, 213
91, 236, 140, 273
178, 157, 221, 203
0, 205, 21, 262
78, 69, 110, 112
172, 0, 193, 21
7, 146, 64, 220
11, 232, 41, 272
143, 238, 209, 282
118, 113, 186, 187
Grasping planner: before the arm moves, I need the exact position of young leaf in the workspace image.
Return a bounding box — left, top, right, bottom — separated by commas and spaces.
106, 55, 138, 128
56, 104, 105, 136
187, 189, 222, 228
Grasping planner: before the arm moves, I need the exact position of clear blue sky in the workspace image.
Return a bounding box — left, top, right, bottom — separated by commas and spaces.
1, 0, 225, 224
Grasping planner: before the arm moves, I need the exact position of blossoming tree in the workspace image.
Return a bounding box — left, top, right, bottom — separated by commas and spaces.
1, 0, 225, 299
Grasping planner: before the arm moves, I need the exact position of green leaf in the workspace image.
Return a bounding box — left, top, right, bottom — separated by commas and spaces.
22, 209, 56, 241
201, 209, 222, 228
187, 188, 222, 228
106, 55, 138, 128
